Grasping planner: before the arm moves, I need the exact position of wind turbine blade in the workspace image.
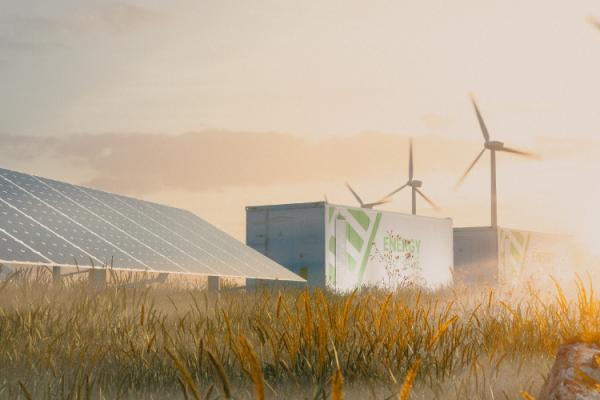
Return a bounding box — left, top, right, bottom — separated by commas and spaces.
385, 183, 409, 199
470, 94, 491, 142
498, 146, 541, 159
454, 148, 486, 190
345, 182, 364, 206
365, 197, 391, 208
415, 188, 441, 211
588, 16, 600, 31
409, 138, 414, 180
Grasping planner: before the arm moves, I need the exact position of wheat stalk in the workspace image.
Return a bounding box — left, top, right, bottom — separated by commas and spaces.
399, 358, 420, 400
166, 347, 201, 400
239, 335, 265, 400
207, 349, 232, 399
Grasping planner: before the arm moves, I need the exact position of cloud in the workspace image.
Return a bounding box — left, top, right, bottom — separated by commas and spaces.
2, 130, 590, 197
0, 131, 465, 194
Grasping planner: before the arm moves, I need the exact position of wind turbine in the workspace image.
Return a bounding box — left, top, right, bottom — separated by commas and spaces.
588, 16, 600, 31
345, 183, 390, 209
455, 95, 539, 227
384, 138, 440, 215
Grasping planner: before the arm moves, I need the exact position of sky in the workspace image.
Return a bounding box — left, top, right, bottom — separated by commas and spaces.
1, 1, 600, 253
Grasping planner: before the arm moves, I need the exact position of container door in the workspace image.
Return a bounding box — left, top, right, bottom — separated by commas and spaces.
246, 209, 268, 255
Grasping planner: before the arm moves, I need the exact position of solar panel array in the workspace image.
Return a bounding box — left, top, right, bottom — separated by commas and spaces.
0, 167, 304, 281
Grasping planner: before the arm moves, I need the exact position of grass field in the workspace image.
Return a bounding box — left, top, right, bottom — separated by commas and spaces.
0, 268, 598, 399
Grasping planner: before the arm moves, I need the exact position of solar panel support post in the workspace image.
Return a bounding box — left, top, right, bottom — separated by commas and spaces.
89, 268, 107, 290
207, 276, 221, 292
157, 273, 168, 284
52, 266, 62, 283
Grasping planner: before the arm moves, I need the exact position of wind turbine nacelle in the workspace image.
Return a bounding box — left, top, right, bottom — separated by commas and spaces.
408, 180, 423, 188
485, 141, 505, 150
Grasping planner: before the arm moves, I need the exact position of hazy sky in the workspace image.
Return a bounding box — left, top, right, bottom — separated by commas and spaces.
1, 1, 600, 252
2, 0, 600, 137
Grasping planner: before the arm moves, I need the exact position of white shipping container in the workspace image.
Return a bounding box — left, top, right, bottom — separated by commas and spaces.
246, 202, 454, 290
454, 226, 576, 288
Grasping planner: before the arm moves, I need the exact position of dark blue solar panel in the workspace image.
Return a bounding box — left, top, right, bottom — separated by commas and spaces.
0, 177, 116, 267
0, 228, 50, 264
146, 202, 301, 281
78, 187, 241, 276
0, 167, 303, 281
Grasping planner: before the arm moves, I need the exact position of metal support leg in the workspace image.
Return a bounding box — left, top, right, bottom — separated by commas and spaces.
207, 276, 221, 292
52, 266, 62, 283
157, 273, 168, 283
89, 269, 107, 289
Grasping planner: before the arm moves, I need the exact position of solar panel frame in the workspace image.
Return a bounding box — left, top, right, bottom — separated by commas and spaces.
0, 167, 305, 282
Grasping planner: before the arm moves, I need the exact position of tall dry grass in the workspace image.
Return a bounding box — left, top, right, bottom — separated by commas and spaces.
0, 268, 598, 399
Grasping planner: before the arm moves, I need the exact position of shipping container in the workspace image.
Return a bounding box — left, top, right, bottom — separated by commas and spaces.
454, 226, 575, 288
246, 202, 454, 290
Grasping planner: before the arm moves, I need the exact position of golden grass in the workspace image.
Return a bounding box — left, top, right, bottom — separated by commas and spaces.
398, 358, 420, 400
0, 268, 598, 399
520, 390, 536, 400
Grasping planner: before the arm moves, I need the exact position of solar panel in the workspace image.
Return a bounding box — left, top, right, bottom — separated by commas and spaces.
0, 167, 304, 282
0, 228, 49, 264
